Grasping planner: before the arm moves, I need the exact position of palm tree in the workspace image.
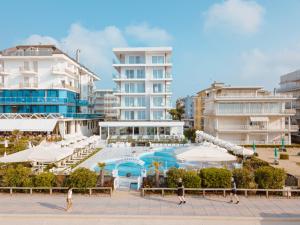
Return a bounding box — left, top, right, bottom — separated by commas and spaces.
97, 162, 106, 187
168, 105, 185, 121
151, 161, 162, 187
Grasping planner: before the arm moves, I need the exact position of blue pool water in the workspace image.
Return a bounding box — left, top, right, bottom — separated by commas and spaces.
94, 148, 179, 177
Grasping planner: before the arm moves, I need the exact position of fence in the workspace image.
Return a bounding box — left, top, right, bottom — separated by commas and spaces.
140, 187, 300, 199
0, 187, 113, 197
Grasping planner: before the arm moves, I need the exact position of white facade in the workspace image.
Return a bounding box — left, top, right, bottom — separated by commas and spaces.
202, 82, 297, 144
277, 70, 300, 126
0, 45, 100, 137
94, 89, 118, 120
99, 47, 184, 140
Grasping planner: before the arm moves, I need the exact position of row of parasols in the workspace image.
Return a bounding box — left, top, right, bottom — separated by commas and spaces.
195, 131, 254, 156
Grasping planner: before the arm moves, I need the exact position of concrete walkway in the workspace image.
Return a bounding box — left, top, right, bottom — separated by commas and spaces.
0, 191, 299, 224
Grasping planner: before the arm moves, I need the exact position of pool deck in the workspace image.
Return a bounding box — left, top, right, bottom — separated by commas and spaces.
0, 192, 299, 225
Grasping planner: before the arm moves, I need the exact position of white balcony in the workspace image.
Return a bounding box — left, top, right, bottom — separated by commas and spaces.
50, 83, 79, 92
213, 93, 294, 101
19, 82, 38, 88
52, 66, 79, 78
19, 67, 38, 75
217, 124, 298, 132
0, 68, 11, 76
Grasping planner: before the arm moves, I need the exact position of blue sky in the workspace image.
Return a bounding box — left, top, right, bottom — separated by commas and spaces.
1, 0, 300, 101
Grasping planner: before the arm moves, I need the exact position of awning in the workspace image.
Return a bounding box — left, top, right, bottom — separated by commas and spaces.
250, 117, 269, 122
0, 119, 58, 132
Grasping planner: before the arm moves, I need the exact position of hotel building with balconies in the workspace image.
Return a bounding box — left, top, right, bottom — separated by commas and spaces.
93, 89, 118, 121
0, 45, 100, 137
99, 47, 184, 140
202, 82, 297, 144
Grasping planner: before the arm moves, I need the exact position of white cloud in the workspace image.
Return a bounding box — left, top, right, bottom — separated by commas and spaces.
125, 23, 172, 45
24, 34, 61, 47
204, 0, 264, 34
240, 47, 300, 88
23, 23, 127, 85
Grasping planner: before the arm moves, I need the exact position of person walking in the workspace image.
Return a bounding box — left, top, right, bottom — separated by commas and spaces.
229, 177, 239, 204
177, 178, 186, 205
66, 187, 73, 211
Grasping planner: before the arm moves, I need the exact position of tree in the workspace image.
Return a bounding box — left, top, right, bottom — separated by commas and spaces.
168, 105, 185, 121
151, 161, 162, 187
97, 162, 106, 187
184, 128, 196, 142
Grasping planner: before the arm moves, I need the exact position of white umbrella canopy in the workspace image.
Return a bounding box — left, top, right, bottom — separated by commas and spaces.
176, 143, 236, 162
29, 147, 74, 163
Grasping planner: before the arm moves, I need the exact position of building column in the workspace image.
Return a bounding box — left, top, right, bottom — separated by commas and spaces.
266, 134, 269, 144
157, 127, 160, 139
99, 126, 102, 140
132, 126, 134, 139
107, 126, 110, 139
288, 116, 291, 144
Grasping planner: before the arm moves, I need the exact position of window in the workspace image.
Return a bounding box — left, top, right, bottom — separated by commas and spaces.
137, 111, 146, 120
153, 96, 164, 106
125, 111, 135, 120
153, 69, 164, 79
153, 83, 163, 93
153, 111, 163, 120
125, 83, 135, 93
136, 69, 145, 78
137, 97, 146, 106
124, 96, 135, 107
125, 70, 134, 78
128, 56, 144, 64
136, 83, 145, 93
152, 56, 164, 64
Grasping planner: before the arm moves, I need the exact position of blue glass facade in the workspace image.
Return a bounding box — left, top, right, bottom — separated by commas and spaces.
0, 89, 93, 118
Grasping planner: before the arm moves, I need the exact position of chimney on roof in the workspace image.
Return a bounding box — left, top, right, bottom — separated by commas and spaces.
76, 49, 81, 62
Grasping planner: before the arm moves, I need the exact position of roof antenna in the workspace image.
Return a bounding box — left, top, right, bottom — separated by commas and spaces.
76, 49, 81, 62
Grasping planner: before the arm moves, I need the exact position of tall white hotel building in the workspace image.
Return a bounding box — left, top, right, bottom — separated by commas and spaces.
99, 47, 184, 140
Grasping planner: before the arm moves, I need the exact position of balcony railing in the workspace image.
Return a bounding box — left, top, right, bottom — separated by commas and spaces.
214, 93, 293, 99
0, 97, 79, 105
19, 67, 38, 75
19, 82, 38, 88
0, 68, 11, 75
50, 83, 79, 92
217, 124, 298, 131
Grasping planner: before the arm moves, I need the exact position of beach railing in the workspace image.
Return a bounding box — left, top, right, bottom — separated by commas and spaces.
0, 187, 113, 197
140, 187, 300, 199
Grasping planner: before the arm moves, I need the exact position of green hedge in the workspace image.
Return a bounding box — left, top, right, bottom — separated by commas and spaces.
279, 153, 289, 160
232, 168, 256, 189
1, 165, 32, 187
254, 166, 286, 189
243, 157, 269, 171
66, 168, 97, 189
200, 168, 231, 188
166, 168, 201, 188
33, 172, 56, 187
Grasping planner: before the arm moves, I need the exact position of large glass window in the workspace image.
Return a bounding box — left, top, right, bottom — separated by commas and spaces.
137, 96, 146, 106
153, 111, 163, 120
124, 96, 135, 107
153, 96, 164, 106
153, 69, 164, 79
153, 83, 163, 93
128, 56, 144, 64
137, 69, 145, 78
125, 111, 135, 120
125, 83, 135, 93
152, 56, 164, 64
137, 111, 146, 120
125, 70, 134, 78
136, 83, 145, 93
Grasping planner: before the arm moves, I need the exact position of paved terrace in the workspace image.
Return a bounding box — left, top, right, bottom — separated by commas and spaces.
0, 192, 299, 225
257, 148, 300, 177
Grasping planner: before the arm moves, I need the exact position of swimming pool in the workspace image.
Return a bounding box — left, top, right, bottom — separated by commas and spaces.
94, 147, 179, 177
